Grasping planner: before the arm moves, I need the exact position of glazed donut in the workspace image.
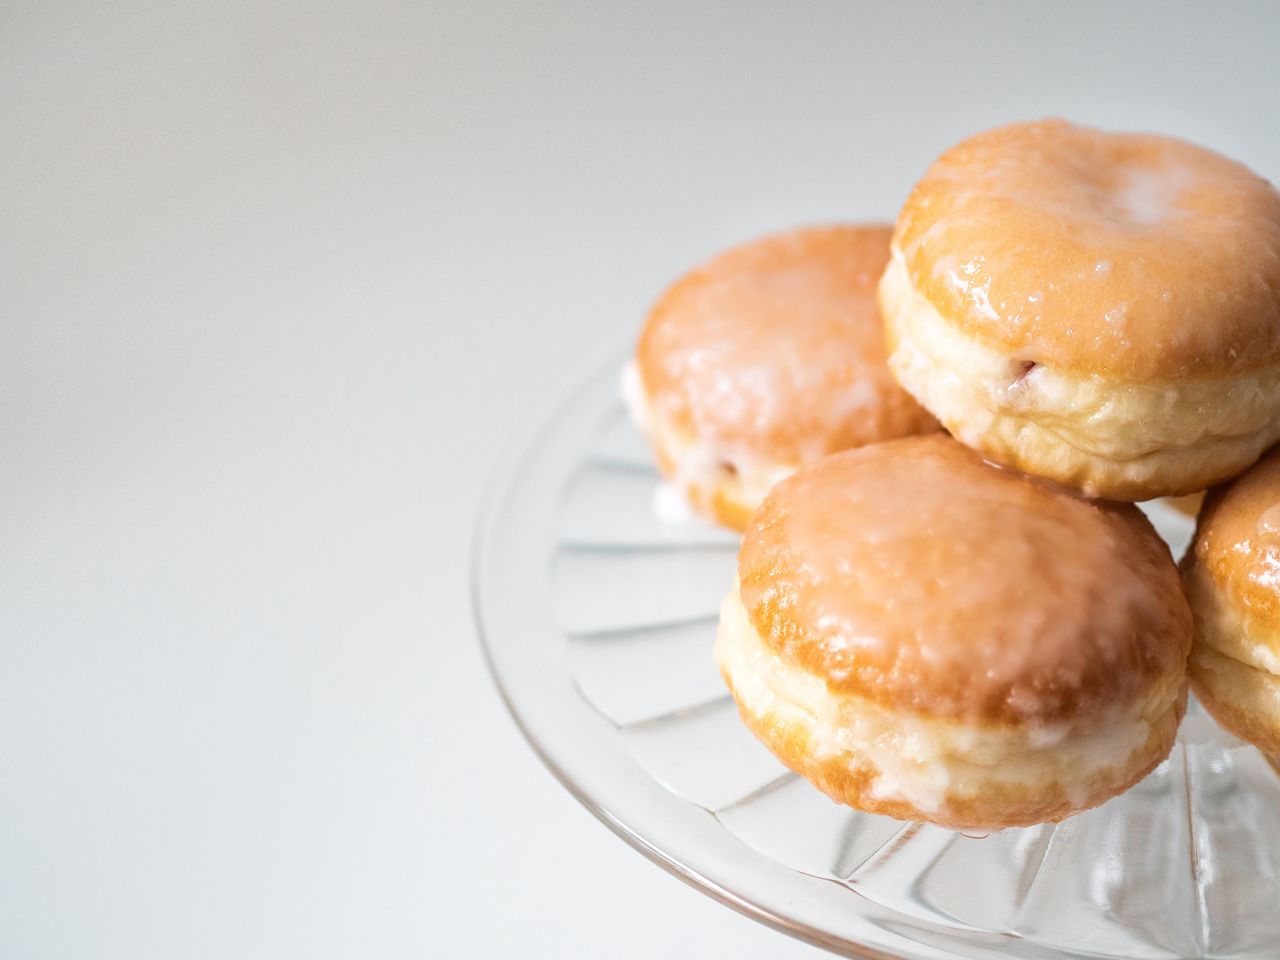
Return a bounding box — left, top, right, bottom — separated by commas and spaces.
1182, 447, 1280, 758
626, 225, 937, 530
716, 434, 1191, 830
879, 119, 1280, 501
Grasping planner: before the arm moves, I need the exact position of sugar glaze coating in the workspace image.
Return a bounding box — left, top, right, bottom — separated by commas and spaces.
636, 225, 935, 465
738, 434, 1190, 723
896, 119, 1280, 380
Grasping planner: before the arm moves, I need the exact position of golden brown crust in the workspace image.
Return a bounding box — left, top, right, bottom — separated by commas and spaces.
1189, 649, 1280, 758
1189, 447, 1280, 625
701, 484, 756, 533
722, 661, 1183, 830
636, 225, 936, 464
738, 434, 1192, 724
1183, 459, 1280, 756
895, 119, 1280, 381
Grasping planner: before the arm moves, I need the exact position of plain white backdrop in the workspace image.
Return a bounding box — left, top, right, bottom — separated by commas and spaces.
3, 2, 1279, 956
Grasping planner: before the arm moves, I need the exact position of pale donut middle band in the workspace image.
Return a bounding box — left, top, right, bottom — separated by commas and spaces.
715, 585, 1179, 826
881, 249, 1280, 501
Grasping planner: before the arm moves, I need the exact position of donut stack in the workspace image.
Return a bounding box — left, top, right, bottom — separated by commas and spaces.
625, 119, 1280, 830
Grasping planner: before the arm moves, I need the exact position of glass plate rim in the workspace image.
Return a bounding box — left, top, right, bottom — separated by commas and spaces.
471, 336, 915, 959
469, 337, 1236, 960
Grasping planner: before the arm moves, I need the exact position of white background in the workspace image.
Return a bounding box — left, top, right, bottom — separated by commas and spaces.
3, 2, 1278, 957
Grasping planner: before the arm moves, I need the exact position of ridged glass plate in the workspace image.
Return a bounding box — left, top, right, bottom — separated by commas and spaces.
473, 343, 1280, 960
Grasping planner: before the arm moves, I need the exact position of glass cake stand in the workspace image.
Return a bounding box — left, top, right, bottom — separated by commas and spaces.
473, 342, 1280, 960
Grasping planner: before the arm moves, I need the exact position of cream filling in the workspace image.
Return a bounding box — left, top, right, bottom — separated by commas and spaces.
715, 586, 1168, 815
880, 249, 1280, 492
620, 361, 795, 517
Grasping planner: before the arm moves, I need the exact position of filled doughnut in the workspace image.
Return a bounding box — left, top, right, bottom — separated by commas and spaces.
626, 225, 937, 529
879, 119, 1280, 500
716, 434, 1191, 830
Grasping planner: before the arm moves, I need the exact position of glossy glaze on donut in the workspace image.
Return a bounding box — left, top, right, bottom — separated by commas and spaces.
895, 119, 1280, 380
881, 120, 1280, 500
717, 434, 1191, 828
629, 225, 937, 528
1183, 447, 1280, 756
